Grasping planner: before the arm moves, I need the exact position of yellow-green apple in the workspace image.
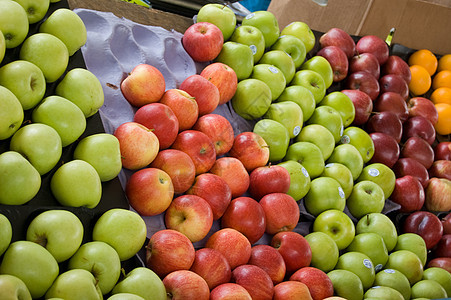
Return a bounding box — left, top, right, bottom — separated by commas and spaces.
319, 27, 356, 59
242, 10, 279, 48
125, 167, 174, 216
253, 119, 290, 162
291, 69, 326, 104
277, 160, 311, 201
229, 25, 265, 63
312, 209, 355, 250
210, 283, 252, 300
179, 74, 220, 116
259, 50, 296, 84
327, 269, 363, 300
186, 173, 232, 220
301, 56, 334, 89
248, 165, 290, 200
403, 115, 436, 145
394, 233, 428, 267
200, 62, 237, 105
192, 114, 234, 156
401, 136, 435, 169
0, 240, 59, 299
289, 267, 334, 300
14, 0, 49, 24
232, 265, 275, 299
39, 8, 87, 56
281, 21, 315, 53
335, 251, 375, 290
382, 55, 412, 84
411, 279, 448, 299
319, 91, 355, 128
321, 163, 354, 199
355, 35, 390, 65
19, 33, 68, 83
164, 194, 213, 243
111, 267, 166, 300
434, 141, 451, 160
190, 248, 231, 290
429, 160, 451, 181
374, 268, 411, 300
264, 101, 303, 139
248, 244, 286, 285
369, 132, 400, 168
182, 22, 223, 62
295, 124, 335, 160
0, 151, 40, 205
31, 95, 86, 147
425, 177, 451, 212
305, 232, 339, 272
346, 232, 388, 272
0, 29, 4, 64
113, 121, 159, 170
163, 270, 210, 299
260, 193, 299, 235
271, 231, 312, 274
357, 162, 396, 199
0, 214, 12, 256
205, 228, 251, 270
423, 267, 451, 297
215, 41, 254, 80
270, 34, 307, 69
346, 180, 385, 219
231, 78, 272, 120
379, 74, 409, 101
0, 0, 28, 48
229, 131, 269, 172
403, 211, 443, 250
68, 241, 121, 295
196, 4, 236, 41
366, 111, 403, 143
133, 103, 179, 150
0, 85, 23, 141
305, 176, 346, 216
159, 88, 198, 131
250, 64, 286, 101
374, 91, 409, 122
221, 196, 266, 244
45, 269, 102, 300
390, 175, 425, 213
0, 60, 46, 110
210, 157, 249, 198
284, 141, 325, 179
356, 212, 398, 252
317, 46, 349, 82
277, 85, 316, 122
364, 286, 404, 300
0, 274, 32, 300
345, 70, 380, 101
307, 105, 343, 143
349, 52, 380, 79
341, 89, 373, 126
385, 250, 424, 285
327, 144, 364, 181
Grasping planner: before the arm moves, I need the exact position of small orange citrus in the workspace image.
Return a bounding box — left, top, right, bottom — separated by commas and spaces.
434, 103, 451, 135
438, 54, 451, 72
408, 49, 438, 76
432, 70, 451, 90
408, 65, 432, 96
431, 87, 451, 105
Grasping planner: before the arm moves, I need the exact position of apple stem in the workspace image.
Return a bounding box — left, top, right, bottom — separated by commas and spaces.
35, 235, 48, 248
366, 214, 370, 226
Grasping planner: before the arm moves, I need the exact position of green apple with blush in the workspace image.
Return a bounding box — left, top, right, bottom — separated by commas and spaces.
327, 143, 363, 181
384, 250, 424, 285
305, 177, 346, 217
14, 0, 50, 24
263, 101, 303, 139
357, 163, 396, 200
0, 0, 29, 48
0, 86, 24, 141
229, 25, 265, 63
0, 274, 32, 300
277, 85, 315, 122
393, 233, 428, 267
422, 267, 451, 297
364, 286, 404, 300
215, 41, 254, 80
410, 279, 447, 300
241, 10, 280, 48
301, 56, 334, 89
307, 105, 343, 143
327, 269, 364, 300
254, 119, 290, 162
250, 63, 286, 100
196, 3, 236, 41
296, 124, 335, 160
312, 209, 355, 250
340, 126, 374, 163
0, 214, 12, 256
374, 268, 411, 300
320, 163, 354, 199
111, 267, 166, 300
284, 141, 325, 179
271, 34, 306, 68
305, 231, 339, 272
231, 78, 272, 120
259, 50, 296, 83
277, 160, 311, 201
291, 69, 326, 104
319, 91, 355, 127
281, 21, 316, 53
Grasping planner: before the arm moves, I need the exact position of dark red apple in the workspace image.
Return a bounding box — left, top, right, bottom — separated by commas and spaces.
345, 71, 380, 101
435, 142, 451, 161
393, 157, 430, 188
401, 136, 435, 169
381, 55, 412, 84
379, 74, 409, 100
317, 45, 349, 82
366, 111, 403, 143
373, 92, 409, 123
403, 210, 444, 249
435, 234, 451, 258
248, 165, 291, 200
369, 132, 400, 168
341, 89, 373, 126
390, 175, 425, 213
319, 27, 356, 59
271, 231, 312, 275
231, 264, 274, 300
407, 97, 439, 126
442, 212, 451, 235
427, 257, 451, 273
355, 35, 390, 65
248, 244, 286, 285
349, 52, 380, 79
429, 160, 451, 181
289, 267, 334, 300
403, 115, 437, 145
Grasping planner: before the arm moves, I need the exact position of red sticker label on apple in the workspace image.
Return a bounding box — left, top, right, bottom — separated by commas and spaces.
269, 66, 279, 74
249, 45, 257, 55
301, 167, 309, 178
293, 126, 301, 136
363, 259, 373, 269
368, 168, 380, 177
340, 135, 350, 144
246, 13, 255, 19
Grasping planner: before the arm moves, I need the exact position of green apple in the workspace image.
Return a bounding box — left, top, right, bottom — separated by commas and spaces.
73, 133, 122, 182
68, 241, 121, 295
0, 240, 59, 299
39, 8, 87, 56
250, 63, 286, 100
356, 213, 398, 252
319, 91, 355, 127
374, 268, 411, 300
0, 274, 32, 300
108, 293, 145, 300
284, 141, 324, 178
346, 233, 388, 272
263, 101, 303, 139
0, 60, 46, 110
14, 0, 50, 24
0, 29, 5, 64
92, 208, 147, 261
0, 0, 29, 48
231, 78, 272, 120
410, 279, 447, 299
196, 3, 236, 41
321, 163, 354, 199
307, 105, 344, 143
55, 68, 104, 118
0, 85, 23, 140
305, 231, 339, 272
253, 118, 290, 162
295, 124, 335, 160
422, 267, 451, 297
394, 233, 427, 267
305, 177, 346, 216
340, 126, 375, 163
290, 69, 326, 104
346, 180, 385, 219
385, 250, 424, 285
50, 160, 102, 208
277, 160, 311, 201
259, 50, 296, 83
357, 163, 396, 200
301, 56, 334, 88
10, 123, 62, 175
281, 21, 315, 53
270, 34, 306, 68
242, 10, 280, 48
0, 151, 41, 205
327, 144, 363, 181
277, 85, 315, 122
335, 251, 375, 290
31, 95, 87, 147
111, 267, 166, 300
0, 214, 12, 256
215, 41, 254, 80
327, 269, 364, 300
229, 25, 265, 63
364, 286, 404, 300
45, 269, 102, 300
313, 209, 355, 250
26, 209, 84, 263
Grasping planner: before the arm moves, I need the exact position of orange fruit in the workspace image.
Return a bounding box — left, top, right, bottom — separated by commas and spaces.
431, 87, 451, 105
432, 70, 451, 90
408, 49, 438, 76
438, 54, 451, 72
408, 65, 432, 96
434, 103, 451, 135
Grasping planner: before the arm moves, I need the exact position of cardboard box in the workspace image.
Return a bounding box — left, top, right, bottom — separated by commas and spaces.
268, 0, 451, 55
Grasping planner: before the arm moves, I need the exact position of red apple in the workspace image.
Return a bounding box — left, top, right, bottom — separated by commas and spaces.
390, 175, 425, 213
210, 283, 252, 300
345, 71, 380, 101
289, 267, 334, 300
369, 132, 400, 168
435, 234, 451, 258
442, 213, 451, 235
228, 131, 270, 172
125, 167, 174, 216
271, 231, 312, 274
231, 264, 274, 300
186, 173, 232, 220
209, 157, 250, 198
182, 22, 223, 62
273, 281, 313, 300
341, 89, 373, 126
429, 160, 451, 181
205, 228, 252, 270
249, 244, 287, 285
373, 92, 409, 123
319, 27, 356, 59
407, 97, 439, 125
159, 88, 199, 131
355, 35, 390, 65
259, 193, 300, 235
179, 74, 220, 116
316, 45, 349, 82
435, 142, 451, 161
393, 157, 430, 188
403, 210, 444, 249
114, 121, 159, 170
427, 257, 451, 273
365, 111, 403, 143
163, 270, 210, 299
192, 114, 234, 156
190, 248, 232, 290
401, 136, 435, 169
403, 115, 436, 145
120, 63, 165, 107
221, 196, 266, 244
379, 74, 409, 100
200, 62, 238, 105
349, 52, 380, 79
133, 102, 179, 150
171, 130, 216, 175
381, 55, 412, 84
248, 165, 291, 200
146, 229, 195, 277
425, 177, 451, 212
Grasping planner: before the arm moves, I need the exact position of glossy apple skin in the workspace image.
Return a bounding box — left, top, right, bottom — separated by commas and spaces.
289, 267, 334, 300
341, 89, 373, 126
381, 55, 412, 84
259, 193, 300, 235
403, 115, 436, 146
192, 114, 234, 157
366, 111, 403, 143
379, 74, 409, 100
231, 264, 274, 300
390, 175, 425, 212
228, 131, 270, 172
442, 212, 451, 235
159, 88, 199, 131
248, 165, 291, 200
434, 142, 451, 161
179, 74, 220, 116
425, 177, 451, 212
210, 282, 252, 299
434, 234, 451, 258
273, 281, 313, 300
163, 270, 210, 299
407, 97, 439, 125
209, 157, 250, 198
427, 257, 451, 273
393, 157, 430, 188
317, 46, 348, 82
355, 35, 390, 65
349, 52, 380, 79
345, 71, 380, 101
248, 244, 286, 285
319, 27, 356, 59
271, 231, 312, 274
403, 211, 444, 249
190, 248, 231, 290
182, 22, 223, 62
401, 136, 435, 169
429, 160, 451, 181
369, 132, 400, 168
200, 62, 238, 105
373, 91, 409, 123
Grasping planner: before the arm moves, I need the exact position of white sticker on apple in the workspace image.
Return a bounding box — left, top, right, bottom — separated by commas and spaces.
363, 259, 373, 269
301, 167, 309, 178
249, 45, 257, 55
368, 168, 380, 177
375, 264, 383, 272
246, 13, 255, 19
338, 186, 345, 199
269, 66, 279, 74
384, 269, 395, 274
340, 135, 350, 144
293, 125, 301, 136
